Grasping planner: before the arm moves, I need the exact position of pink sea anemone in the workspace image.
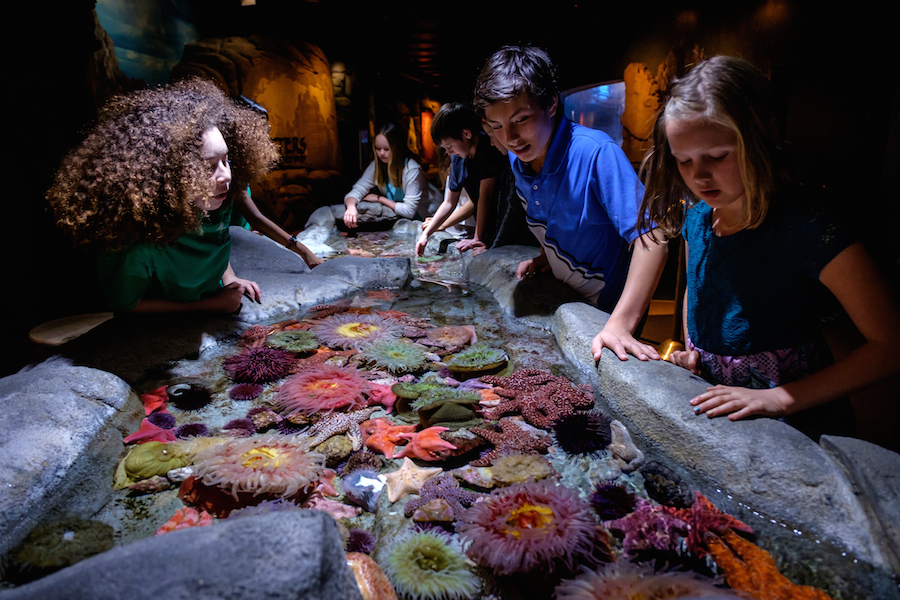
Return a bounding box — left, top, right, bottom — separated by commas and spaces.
223, 347, 296, 384
192, 433, 325, 500
458, 480, 599, 576
229, 383, 264, 401
274, 364, 371, 416
309, 312, 402, 350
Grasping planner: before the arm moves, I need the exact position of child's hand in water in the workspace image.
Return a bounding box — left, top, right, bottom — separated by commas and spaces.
690, 385, 790, 421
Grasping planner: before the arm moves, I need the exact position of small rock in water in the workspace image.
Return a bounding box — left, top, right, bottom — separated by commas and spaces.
609, 420, 644, 473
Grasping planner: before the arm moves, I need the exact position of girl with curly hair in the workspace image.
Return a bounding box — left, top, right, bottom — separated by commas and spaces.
47, 78, 280, 313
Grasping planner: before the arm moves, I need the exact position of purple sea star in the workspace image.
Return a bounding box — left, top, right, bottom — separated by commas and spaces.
403, 473, 485, 519
469, 417, 552, 467
480, 369, 595, 429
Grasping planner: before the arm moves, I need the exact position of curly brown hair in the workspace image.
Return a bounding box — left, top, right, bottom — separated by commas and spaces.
47, 77, 279, 250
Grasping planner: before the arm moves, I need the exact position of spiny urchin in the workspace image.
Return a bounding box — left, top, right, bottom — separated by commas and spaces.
552, 411, 612, 456
192, 433, 325, 500
457, 479, 598, 576
147, 411, 177, 429
309, 312, 402, 350
359, 339, 428, 374
346, 528, 376, 554
274, 364, 371, 416
265, 330, 320, 354
174, 422, 211, 439
222, 418, 256, 436
223, 347, 296, 384
229, 383, 264, 401
382, 529, 481, 600
166, 384, 213, 411
589, 483, 638, 521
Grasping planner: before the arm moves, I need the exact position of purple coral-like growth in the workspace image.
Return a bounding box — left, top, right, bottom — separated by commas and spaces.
605, 498, 690, 555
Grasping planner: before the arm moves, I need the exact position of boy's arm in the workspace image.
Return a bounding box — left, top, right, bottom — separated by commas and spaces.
470, 176, 497, 244
416, 181, 460, 255
435, 199, 474, 231
591, 230, 668, 361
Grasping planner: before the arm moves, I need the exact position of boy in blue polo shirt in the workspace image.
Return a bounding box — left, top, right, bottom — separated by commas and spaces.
474, 45, 668, 362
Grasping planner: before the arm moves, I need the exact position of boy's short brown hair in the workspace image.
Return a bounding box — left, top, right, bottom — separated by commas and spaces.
430, 102, 483, 142
473, 45, 558, 113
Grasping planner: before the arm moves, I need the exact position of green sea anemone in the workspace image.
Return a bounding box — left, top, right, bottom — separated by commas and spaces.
9, 518, 114, 584
359, 339, 428, 374
490, 453, 556, 485
382, 529, 481, 600
265, 330, 320, 354
412, 387, 484, 428
310, 312, 402, 350
446, 344, 508, 372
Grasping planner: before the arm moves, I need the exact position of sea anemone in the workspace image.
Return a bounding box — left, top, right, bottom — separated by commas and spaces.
229, 383, 264, 401
166, 383, 213, 411
347, 528, 376, 554
445, 344, 508, 372
123, 440, 189, 480
265, 330, 320, 354
191, 433, 325, 500
274, 364, 371, 416
222, 418, 257, 436
359, 339, 428, 374
382, 529, 481, 600
8, 518, 115, 584
147, 411, 177, 429
490, 453, 556, 486
174, 422, 211, 439
223, 346, 296, 384
589, 483, 638, 521
552, 411, 613, 457
554, 560, 740, 599
424, 325, 477, 348
310, 312, 402, 350
457, 479, 598, 576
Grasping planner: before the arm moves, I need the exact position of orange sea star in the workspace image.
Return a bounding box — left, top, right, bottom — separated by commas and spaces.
707, 529, 833, 600
393, 426, 457, 461
361, 418, 417, 458
365, 289, 399, 301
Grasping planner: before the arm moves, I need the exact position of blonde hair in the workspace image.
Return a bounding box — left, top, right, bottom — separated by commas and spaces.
372, 123, 412, 190
638, 56, 778, 238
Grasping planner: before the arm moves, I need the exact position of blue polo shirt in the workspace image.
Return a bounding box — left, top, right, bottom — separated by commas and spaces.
509, 117, 644, 310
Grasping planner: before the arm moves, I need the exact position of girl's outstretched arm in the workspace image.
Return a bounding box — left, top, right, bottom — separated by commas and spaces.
691, 242, 900, 420
235, 189, 321, 268
591, 229, 668, 361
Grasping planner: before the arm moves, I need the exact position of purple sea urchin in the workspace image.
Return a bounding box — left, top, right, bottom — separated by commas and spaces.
589, 483, 638, 521
310, 312, 402, 350
382, 530, 481, 600
147, 411, 177, 429
223, 346, 295, 384
347, 528, 376, 554
166, 384, 213, 411
552, 411, 613, 456
359, 339, 428, 374
192, 433, 325, 500
275, 364, 371, 416
174, 423, 211, 439
458, 480, 598, 576
229, 383, 264, 401
222, 418, 256, 436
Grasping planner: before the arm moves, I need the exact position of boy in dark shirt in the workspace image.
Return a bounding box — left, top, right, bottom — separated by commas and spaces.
474, 45, 668, 362
415, 103, 506, 256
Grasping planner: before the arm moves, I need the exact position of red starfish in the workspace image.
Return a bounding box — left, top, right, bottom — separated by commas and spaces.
124, 418, 177, 444
294, 348, 356, 371
140, 385, 169, 415
680, 492, 754, 557
361, 418, 417, 458
394, 426, 457, 461
375, 309, 410, 319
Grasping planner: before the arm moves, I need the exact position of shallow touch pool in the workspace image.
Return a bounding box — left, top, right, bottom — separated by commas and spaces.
73, 279, 894, 600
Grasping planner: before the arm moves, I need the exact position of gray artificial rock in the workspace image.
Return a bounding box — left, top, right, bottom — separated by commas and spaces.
820, 435, 900, 574
0, 361, 142, 560
0, 511, 362, 600
551, 301, 893, 571
229, 226, 311, 276
309, 256, 411, 291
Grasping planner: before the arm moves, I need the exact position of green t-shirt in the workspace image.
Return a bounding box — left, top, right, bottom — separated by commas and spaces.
97, 203, 233, 311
